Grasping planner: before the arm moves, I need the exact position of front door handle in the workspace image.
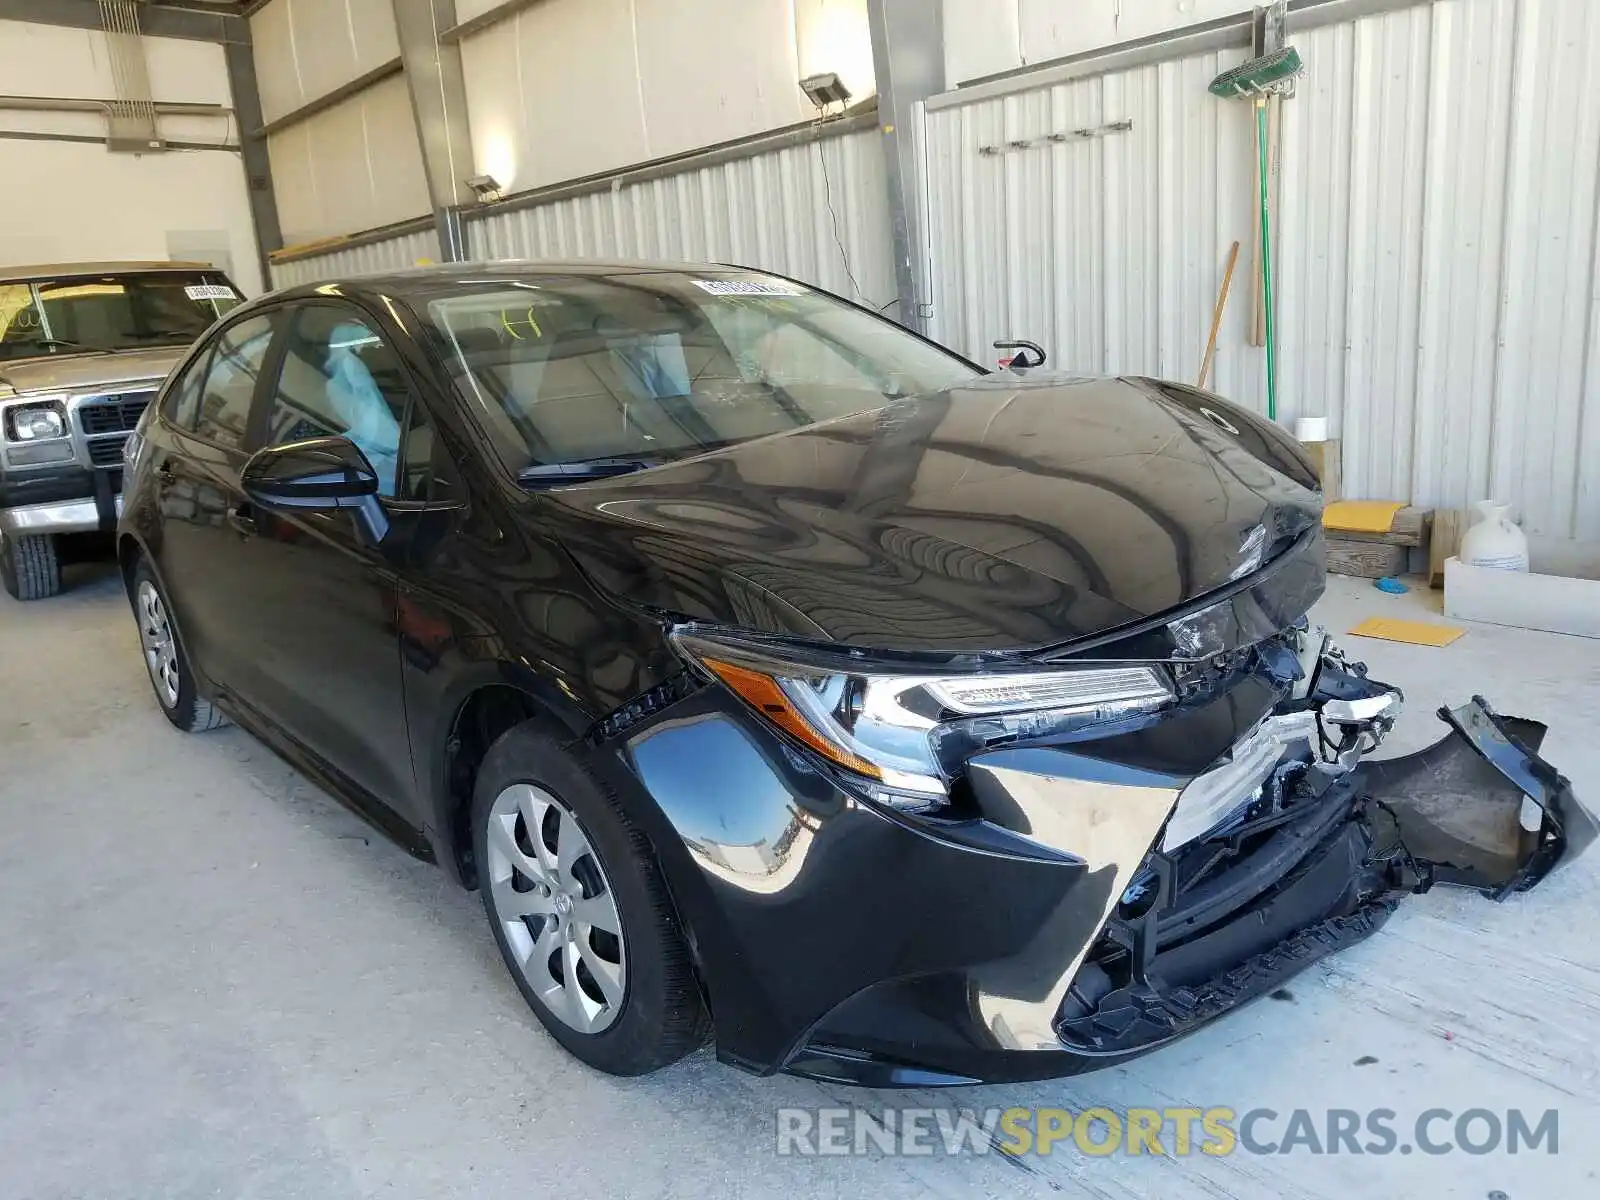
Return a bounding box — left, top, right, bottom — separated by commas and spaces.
227, 502, 259, 538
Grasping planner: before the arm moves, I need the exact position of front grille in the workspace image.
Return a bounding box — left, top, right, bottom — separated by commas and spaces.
87, 437, 128, 468
79, 391, 153, 436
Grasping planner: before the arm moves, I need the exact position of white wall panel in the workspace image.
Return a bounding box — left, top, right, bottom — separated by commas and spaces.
249, 0, 401, 124
267, 73, 432, 245
269, 227, 438, 290
924, 44, 1262, 397
467, 126, 896, 309
0, 139, 263, 295
0, 22, 260, 294
923, 0, 1600, 540
460, 0, 875, 193
632, 0, 812, 155
942, 0, 1253, 85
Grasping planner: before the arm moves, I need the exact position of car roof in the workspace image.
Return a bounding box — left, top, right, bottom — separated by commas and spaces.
274, 258, 765, 301
0, 260, 222, 283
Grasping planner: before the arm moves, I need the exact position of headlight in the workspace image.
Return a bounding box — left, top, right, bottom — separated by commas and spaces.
6, 403, 67, 442
673, 630, 1173, 808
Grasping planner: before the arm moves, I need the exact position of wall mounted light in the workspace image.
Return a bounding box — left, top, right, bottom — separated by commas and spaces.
466, 174, 503, 202
799, 73, 852, 111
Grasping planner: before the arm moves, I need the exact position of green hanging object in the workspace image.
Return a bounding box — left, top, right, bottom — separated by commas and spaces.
1209, 46, 1302, 423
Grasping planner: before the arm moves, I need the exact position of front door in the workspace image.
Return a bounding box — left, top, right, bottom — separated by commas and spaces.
238, 302, 421, 825
153, 312, 279, 695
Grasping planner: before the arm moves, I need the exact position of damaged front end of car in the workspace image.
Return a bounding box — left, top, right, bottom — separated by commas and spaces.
613, 551, 1594, 1087
1037, 630, 1597, 1060
771, 626, 1595, 1084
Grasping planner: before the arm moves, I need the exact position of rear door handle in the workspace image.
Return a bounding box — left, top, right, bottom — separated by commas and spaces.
227, 502, 259, 538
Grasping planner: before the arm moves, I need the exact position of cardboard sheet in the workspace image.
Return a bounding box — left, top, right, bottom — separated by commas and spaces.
1324, 500, 1406, 534
1347, 616, 1465, 647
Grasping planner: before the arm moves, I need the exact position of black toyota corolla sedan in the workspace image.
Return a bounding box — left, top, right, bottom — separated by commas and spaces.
117, 261, 1593, 1086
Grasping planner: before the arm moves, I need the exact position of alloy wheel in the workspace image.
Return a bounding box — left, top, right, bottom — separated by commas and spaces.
485, 783, 627, 1034
136, 580, 180, 708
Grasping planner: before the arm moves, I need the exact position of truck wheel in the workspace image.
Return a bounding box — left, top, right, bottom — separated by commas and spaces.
0, 531, 61, 601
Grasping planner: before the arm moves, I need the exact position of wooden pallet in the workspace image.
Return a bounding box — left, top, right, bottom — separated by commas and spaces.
1325, 506, 1432, 579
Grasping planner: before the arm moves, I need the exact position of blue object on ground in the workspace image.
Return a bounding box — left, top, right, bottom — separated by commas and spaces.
1375, 576, 1409, 594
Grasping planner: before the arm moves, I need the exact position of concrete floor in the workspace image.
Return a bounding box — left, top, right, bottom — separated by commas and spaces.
3, 563, 1598, 1199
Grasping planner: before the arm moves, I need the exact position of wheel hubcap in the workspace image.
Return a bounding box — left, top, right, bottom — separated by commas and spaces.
136, 580, 180, 708
485, 783, 627, 1034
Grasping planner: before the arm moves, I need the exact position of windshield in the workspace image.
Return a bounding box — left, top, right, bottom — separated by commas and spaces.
420, 271, 980, 478
0, 272, 241, 362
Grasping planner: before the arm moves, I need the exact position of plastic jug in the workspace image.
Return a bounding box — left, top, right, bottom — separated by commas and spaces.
1458, 501, 1529, 573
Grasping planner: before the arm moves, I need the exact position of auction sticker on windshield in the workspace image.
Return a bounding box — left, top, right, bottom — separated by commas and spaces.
691, 278, 807, 296
184, 284, 237, 301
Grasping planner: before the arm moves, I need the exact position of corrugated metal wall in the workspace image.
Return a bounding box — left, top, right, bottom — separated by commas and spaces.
268, 226, 437, 289
465, 125, 898, 312
922, 0, 1600, 541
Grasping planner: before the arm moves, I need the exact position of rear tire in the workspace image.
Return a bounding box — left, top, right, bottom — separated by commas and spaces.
472, 723, 709, 1075
0, 530, 61, 601
131, 559, 227, 733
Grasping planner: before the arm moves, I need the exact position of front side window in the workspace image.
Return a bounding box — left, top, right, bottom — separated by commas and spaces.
0, 272, 241, 362
265, 306, 409, 496
193, 314, 277, 450
419, 271, 979, 478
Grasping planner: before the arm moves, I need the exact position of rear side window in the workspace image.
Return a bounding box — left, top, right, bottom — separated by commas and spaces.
193, 313, 277, 450
162, 353, 208, 430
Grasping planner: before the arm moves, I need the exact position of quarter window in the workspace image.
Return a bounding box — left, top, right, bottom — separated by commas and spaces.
265, 307, 411, 497
162, 353, 207, 430
193, 314, 277, 449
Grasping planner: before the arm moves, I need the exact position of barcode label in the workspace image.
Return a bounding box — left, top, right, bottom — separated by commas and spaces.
691, 278, 807, 297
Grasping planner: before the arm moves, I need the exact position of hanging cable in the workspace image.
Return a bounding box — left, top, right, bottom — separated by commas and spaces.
812, 121, 867, 304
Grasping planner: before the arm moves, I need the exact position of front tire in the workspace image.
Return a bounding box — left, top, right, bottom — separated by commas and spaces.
472, 724, 709, 1075
0, 530, 61, 600
131, 559, 226, 733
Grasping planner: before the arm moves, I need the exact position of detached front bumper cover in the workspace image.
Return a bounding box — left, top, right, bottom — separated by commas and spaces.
1362, 695, 1598, 898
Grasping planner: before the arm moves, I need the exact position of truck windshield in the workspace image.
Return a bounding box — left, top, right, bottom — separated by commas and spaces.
421, 270, 981, 480
0, 272, 241, 362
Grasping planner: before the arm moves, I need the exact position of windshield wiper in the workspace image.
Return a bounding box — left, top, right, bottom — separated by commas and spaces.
517, 456, 666, 488
24, 337, 85, 350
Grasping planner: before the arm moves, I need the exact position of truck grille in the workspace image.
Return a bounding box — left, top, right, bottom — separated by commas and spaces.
79, 390, 154, 471
79, 391, 153, 436
87, 439, 128, 468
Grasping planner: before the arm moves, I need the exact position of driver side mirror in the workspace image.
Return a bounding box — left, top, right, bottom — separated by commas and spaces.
241, 436, 390, 542
994, 339, 1048, 371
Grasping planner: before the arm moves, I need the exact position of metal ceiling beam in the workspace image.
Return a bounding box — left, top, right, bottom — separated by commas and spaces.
224, 36, 284, 287
392, 0, 478, 261
866, 0, 944, 334
0, 0, 247, 42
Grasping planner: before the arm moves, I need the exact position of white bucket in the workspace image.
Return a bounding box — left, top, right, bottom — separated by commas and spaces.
1295, 416, 1328, 443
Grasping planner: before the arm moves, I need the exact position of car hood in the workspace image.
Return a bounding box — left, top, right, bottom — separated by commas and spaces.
547, 374, 1324, 656
0, 347, 188, 397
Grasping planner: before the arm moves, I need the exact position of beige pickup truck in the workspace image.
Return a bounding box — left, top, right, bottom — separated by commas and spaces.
0, 261, 242, 599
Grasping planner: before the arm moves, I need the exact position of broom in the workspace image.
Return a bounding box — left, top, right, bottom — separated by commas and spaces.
1209, 46, 1303, 422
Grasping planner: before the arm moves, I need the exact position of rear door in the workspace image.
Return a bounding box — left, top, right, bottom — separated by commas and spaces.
151, 310, 282, 693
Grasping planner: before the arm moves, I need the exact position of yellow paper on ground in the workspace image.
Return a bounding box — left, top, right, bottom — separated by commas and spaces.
1347, 616, 1465, 647
1323, 500, 1406, 534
